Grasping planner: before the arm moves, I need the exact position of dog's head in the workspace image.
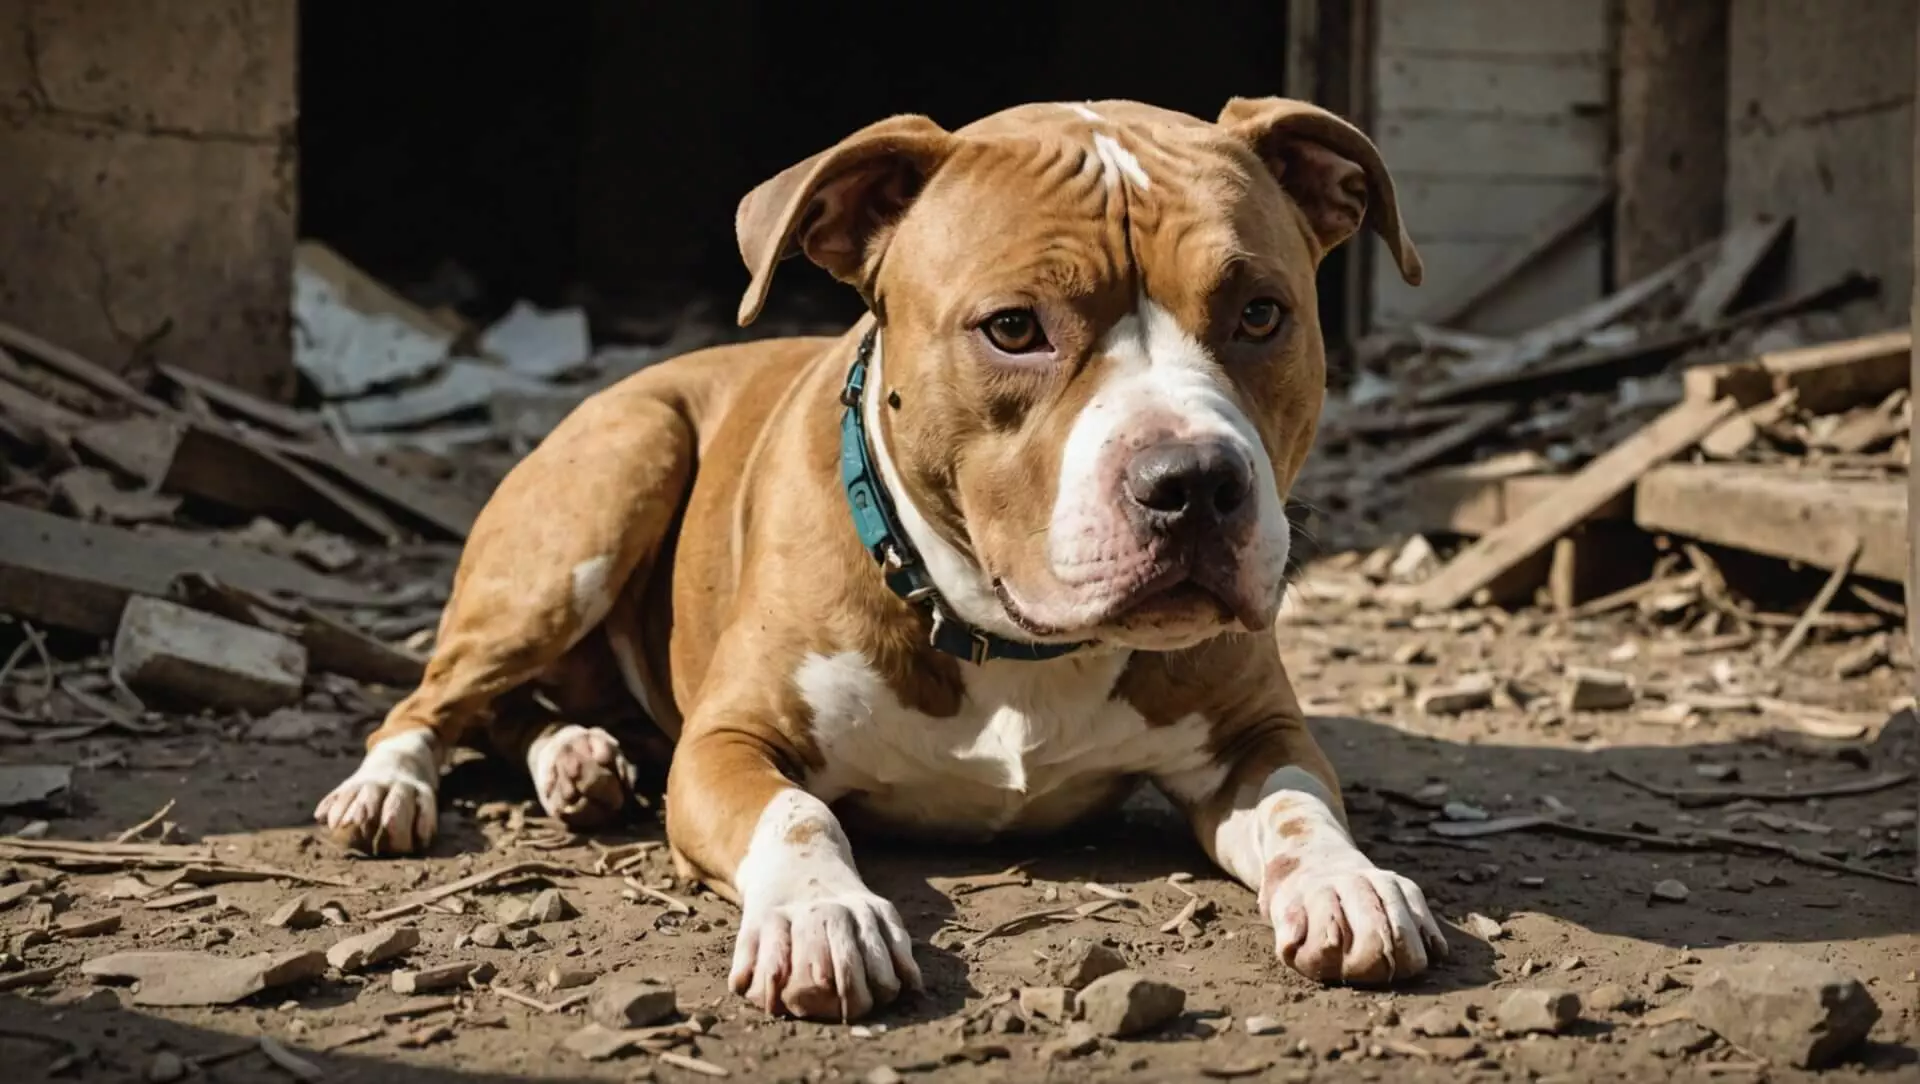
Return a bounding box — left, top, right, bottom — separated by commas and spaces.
736, 99, 1419, 653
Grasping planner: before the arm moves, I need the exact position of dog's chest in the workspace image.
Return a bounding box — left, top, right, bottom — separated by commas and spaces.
793, 650, 1216, 835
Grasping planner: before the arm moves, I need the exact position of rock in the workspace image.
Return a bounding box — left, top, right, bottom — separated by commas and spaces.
1417, 674, 1495, 716
546, 965, 597, 991
1389, 535, 1438, 582
52, 913, 121, 939
1076, 970, 1186, 1038
1441, 801, 1488, 822
1042, 1022, 1102, 1061
391, 961, 493, 995
1244, 1015, 1285, 1036
563, 1022, 643, 1062
326, 925, 419, 972
1645, 1020, 1718, 1058
146, 1051, 187, 1083
1391, 640, 1433, 665
266, 896, 326, 931
1562, 666, 1636, 712
1686, 950, 1881, 1068
1649, 879, 1690, 903
1408, 1005, 1466, 1037
1497, 989, 1581, 1035
1464, 913, 1505, 941
528, 888, 574, 925
590, 978, 677, 1029
989, 1007, 1025, 1034
495, 898, 533, 928
247, 709, 338, 744
1559, 955, 1585, 972
468, 923, 506, 949
865, 1068, 905, 1084
0, 765, 71, 813
81, 949, 325, 1007
1019, 986, 1078, 1022
1050, 939, 1128, 990
112, 597, 307, 714
1587, 983, 1640, 1013
506, 927, 545, 950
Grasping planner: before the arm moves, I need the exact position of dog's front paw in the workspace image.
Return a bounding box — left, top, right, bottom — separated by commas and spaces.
314, 730, 440, 855
730, 890, 921, 1021
529, 724, 636, 828
1266, 864, 1448, 984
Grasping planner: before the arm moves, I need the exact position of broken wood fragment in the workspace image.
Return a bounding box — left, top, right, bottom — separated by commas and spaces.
1682, 217, 1792, 327
363, 861, 575, 922
1763, 536, 1863, 669
1635, 465, 1905, 582
1684, 328, 1911, 413
112, 596, 307, 714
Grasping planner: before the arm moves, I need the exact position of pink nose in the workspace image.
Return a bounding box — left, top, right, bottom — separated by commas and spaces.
1123, 440, 1253, 530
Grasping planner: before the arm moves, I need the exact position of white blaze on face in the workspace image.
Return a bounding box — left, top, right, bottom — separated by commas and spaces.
1043, 299, 1292, 626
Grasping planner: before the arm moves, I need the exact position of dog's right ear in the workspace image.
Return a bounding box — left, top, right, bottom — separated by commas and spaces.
734, 115, 956, 327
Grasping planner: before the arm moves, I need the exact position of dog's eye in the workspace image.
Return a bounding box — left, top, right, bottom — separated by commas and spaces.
1236, 298, 1287, 342
981, 309, 1047, 354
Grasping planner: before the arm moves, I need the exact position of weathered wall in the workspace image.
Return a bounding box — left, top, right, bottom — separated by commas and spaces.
1614, 0, 1729, 283
1729, 0, 1917, 332
0, 0, 296, 399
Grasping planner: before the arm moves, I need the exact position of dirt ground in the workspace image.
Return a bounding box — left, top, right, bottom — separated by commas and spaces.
2, 571, 1917, 1084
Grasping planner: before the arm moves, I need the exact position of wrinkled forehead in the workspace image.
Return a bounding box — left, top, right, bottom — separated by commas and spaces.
889, 102, 1315, 315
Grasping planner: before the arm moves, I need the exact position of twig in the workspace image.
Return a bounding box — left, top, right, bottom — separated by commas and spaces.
256, 1036, 324, 1082
491, 982, 590, 1014
1847, 582, 1906, 619
0, 965, 62, 991
363, 861, 574, 922
1696, 829, 1918, 887
1605, 768, 1912, 808
381, 997, 459, 1021
114, 799, 176, 843
656, 1050, 732, 1077
1764, 536, 1861, 668
1081, 882, 1131, 902
1159, 896, 1201, 933
1569, 571, 1703, 619
623, 877, 695, 915
11, 621, 55, 700
961, 904, 1080, 948
0, 838, 354, 887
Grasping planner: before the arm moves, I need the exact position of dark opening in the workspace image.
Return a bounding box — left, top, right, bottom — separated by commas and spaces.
298, 2, 1291, 335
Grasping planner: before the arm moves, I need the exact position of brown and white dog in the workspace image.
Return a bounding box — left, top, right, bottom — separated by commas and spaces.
316, 97, 1446, 1020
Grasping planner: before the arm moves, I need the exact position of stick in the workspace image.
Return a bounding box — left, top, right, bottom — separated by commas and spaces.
1695, 830, 1918, 887
623, 878, 695, 915
656, 1051, 732, 1078
1159, 896, 1201, 934
114, 799, 177, 843
1763, 535, 1861, 668
0, 839, 354, 887
491, 982, 590, 1014
961, 904, 1081, 948
363, 861, 575, 922
1605, 768, 1912, 808
256, 1036, 324, 1082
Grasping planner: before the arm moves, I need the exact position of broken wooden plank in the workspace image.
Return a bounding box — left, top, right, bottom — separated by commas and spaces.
1404, 456, 1630, 538
73, 416, 184, 482
160, 424, 404, 543
1375, 402, 1516, 480
1420, 184, 1614, 329
0, 374, 89, 448
169, 573, 424, 687
156, 365, 324, 439
0, 504, 382, 637
1682, 217, 1793, 327
0, 319, 172, 415
1635, 464, 1906, 582
1407, 397, 1738, 610
1684, 329, 1911, 413
267, 439, 480, 540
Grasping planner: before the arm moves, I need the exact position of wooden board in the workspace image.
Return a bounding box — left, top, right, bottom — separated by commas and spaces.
1404, 462, 1631, 537
1416, 185, 1613, 327
1681, 217, 1792, 327
1372, 402, 1517, 480
1376, 0, 1608, 55
1374, 54, 1607, 117
1683, 329, 1912, 413
1635, 463, 1907, 583
0, 504, 381, 638
1406, 397, 1738, 609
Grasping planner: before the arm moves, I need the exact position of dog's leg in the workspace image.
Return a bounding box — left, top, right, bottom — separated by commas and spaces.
316, 391, 694, 854
667, 723, 920, 1022
1161, 703, 1447, 984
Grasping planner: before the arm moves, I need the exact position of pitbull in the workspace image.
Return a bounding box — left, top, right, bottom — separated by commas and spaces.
316, 97, 1445, 1020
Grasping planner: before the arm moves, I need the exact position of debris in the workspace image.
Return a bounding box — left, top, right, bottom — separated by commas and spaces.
1762, 535, 1862, 669
392, 961, 494, 995
50, 467, 180, 525
1646, 1020, 1719, 1058
562, 1022, 640, 1061
493, 982, 592, 1015
1650, 879, 1691, 903
1636, 466, 1905, 583
1417, 674, 1495, 716
141, 888, 218, 911
0, 965, 61, 991
1687, 951, 1880, 1068
114, 801, 177, 844
145, 1051, 188, 1083
468, 922, 506, 949
1441, 801, 1488, 822
80, 949, 326, 1007
1588, 983, 1640, 1013
1042, 1022, 1102, 1060
1562, 667, 1636, 711
326, 925, 420, 972
1050, 939, 1128, 990
590, 978, 678, 1029
1075, 970, 1186, 1037
1244, 1015, 1285, 1036
382, 997, 459, 1021
0, 836, 351, 888
0, 765, 72, 812
1019, 986, 1078, 1022
1833, 634, 1890, 678
398, 1023, 454, 1048
256, 1035, 324, 1083
1408, 1005, 1467, 1037
363, 861, 574, 922
622, 879, 695, 915
52, 913, 122, 939
293, 242, 455, 399
112, 596, 307, 714
1685, 328, 1910, 414
528, 887, 574, 924
1606, 768, 1913, 809
656, 1050, 732, 1078
545, 965, 597, 992
479, 301, 593, 380
1497, 988, 1581, 1035
247, 709, 340, 745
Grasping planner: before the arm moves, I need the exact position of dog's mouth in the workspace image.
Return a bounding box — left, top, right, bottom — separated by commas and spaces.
993, 546, 1268, 642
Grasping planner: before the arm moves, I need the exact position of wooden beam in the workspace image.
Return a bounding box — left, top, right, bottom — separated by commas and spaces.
1683, 328, 1912, 412
1372, 402, 1516, 480
1406, 397, 1737, 609
1634, 464, 1906, 583
1418, 185, 1614, 329
1682, 216, 1792, 326
1403, 458, 1632, 537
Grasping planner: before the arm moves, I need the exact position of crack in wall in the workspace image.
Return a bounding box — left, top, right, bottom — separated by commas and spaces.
0, 104, 285, 146
1737, 94, 1916, 138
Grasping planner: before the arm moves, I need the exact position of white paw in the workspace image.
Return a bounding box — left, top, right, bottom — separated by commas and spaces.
729, 889, 921, 1021
528, 724, 636, 827
1266, 864, 1447, 984
314, 730, 440, 855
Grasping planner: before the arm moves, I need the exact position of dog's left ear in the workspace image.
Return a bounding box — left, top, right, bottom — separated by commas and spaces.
1216, 97, 1422, 286
734, 114, 957, 326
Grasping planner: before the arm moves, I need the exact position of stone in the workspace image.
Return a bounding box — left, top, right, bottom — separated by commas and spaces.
111, 597, 307, 714
1417, 674, 1495, 716
1042, 1022, 1102, 1060
468, 923, 505, 949
1587, 983, 1640, 1014
1562, 667, 1636, 712
326, 925, 419, 972
1464, 913, 1505, 941
495, 898, 533, 928
989, 1007, 1025, 1034
1408, 1005, 1467, 1037
865, 1068, 905, 1084
81, 949, 325, 1008
590, 978, 678, 1029
266, 896, 325, 930
1018, 986, 1078, 1022
528, 888, 574, 925
145, 1052, 187, 1083
1645, 1021, 1718, 1058
1496, 989, 1581, 1035
1244, 1015, 1285, 1036
1076, 970, 1186, 1038
1050, 939, 1127, 990
1686, 950, 1881, 1068
1650, 879, 1690, 903
391, 961, 493, 995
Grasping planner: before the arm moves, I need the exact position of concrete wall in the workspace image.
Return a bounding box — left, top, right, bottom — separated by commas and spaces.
1729, 1, 1917, 332
0, 0, 296, 399
1614, 0, 1729, 284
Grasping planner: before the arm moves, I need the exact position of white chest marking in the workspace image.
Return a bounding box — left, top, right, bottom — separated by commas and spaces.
792, 650, 1218, 833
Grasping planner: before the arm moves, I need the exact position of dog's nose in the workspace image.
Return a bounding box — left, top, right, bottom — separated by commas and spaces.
1123, 440, 1254, 526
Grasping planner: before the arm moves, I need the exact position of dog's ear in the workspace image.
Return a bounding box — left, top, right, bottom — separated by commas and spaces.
1216, 97, 1421, 286
734, 114, 957, 326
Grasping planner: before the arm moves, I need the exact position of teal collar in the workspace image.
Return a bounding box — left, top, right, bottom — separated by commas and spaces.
838, 327, 1086, 665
